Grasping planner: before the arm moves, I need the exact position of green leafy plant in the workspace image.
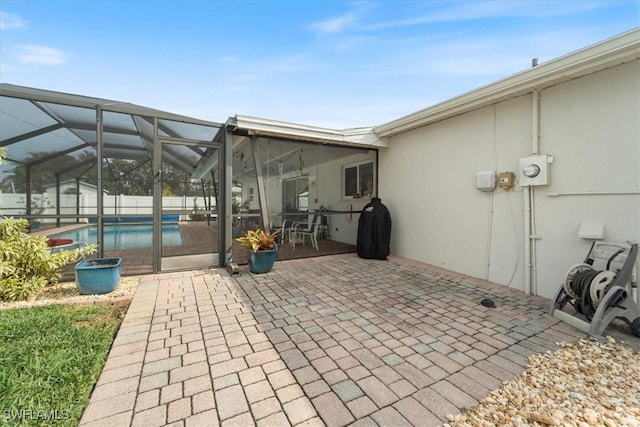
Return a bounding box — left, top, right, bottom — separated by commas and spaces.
17, 195, 50, 216
236, 228, 281, 252
189, 198, 206, 221
0, 217, 96, 301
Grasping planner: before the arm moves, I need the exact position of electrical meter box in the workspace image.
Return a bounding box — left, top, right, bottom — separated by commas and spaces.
519, 155, 552, 186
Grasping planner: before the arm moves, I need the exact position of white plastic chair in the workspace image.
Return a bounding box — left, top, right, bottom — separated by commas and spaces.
270, 219, 292, 245
290, 212, 320, 250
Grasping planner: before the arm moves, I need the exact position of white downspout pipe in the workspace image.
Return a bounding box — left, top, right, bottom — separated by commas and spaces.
524, 186, 532, 295
531, 89, 540, 154
530, 188, 538, 295
526, 89, 540, 295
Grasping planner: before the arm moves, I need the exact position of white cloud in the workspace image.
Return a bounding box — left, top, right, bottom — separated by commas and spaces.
221, 54, 314, 88
0, 11, 27, 30
362, 24, 624, 82
0, 61, 17, 74
309, 1, 376, 34
361, 1, 607, 32
324, 34, 381, 53
311, 12, 358, 34
16, 45, 72, 66
263, 54, 311, 73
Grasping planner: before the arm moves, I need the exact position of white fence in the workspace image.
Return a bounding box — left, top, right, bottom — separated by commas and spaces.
0, 192, 216, 223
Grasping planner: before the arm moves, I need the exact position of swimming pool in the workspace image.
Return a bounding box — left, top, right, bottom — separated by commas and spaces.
50, 224, 183, 251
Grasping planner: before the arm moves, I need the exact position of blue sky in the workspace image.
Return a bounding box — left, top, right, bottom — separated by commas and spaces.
1, 1, 638, 128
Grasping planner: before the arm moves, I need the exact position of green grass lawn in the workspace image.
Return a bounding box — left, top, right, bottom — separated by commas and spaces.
0, 303, 127, 426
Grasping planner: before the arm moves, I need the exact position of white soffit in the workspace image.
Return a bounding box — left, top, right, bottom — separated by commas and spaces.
375, 28, 640, 138
233, 115, 387, 148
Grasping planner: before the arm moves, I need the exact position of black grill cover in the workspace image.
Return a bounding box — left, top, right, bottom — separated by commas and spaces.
357, 197, 391, 260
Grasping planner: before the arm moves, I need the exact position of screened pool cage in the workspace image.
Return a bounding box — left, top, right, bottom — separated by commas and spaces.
0, 83, 376, 276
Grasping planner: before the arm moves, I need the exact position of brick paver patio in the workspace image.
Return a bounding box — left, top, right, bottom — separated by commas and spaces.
79, 253, 584, 427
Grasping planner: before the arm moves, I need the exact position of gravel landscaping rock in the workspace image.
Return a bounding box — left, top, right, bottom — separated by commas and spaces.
0, 275, 142, 310
447, 337, 640, 427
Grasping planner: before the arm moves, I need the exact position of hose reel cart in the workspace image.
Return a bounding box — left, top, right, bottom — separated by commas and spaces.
549, 241, 640, 338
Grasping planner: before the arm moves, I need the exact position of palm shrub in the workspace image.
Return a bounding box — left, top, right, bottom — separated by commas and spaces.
0, 217, 96, 301
236, 228, 280, 252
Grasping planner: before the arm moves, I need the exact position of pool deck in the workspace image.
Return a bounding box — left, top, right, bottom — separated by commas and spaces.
79, 253, 587, 427
47, 221, 357, 280
31, 222, 87, 237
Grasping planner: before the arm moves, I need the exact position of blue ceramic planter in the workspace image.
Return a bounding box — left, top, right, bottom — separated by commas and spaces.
75, 257, 122, 295
247, 249, 277, 274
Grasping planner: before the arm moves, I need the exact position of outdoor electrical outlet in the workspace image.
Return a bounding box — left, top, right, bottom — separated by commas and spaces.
498, 171, 515, 190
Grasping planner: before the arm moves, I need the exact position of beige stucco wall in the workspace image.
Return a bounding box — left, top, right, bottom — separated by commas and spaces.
533, 60, 640, 297
316, 151, 377, 244
379, 59, 639, 298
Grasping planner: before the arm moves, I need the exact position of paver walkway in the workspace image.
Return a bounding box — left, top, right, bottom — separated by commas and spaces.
79, 254, 583, 427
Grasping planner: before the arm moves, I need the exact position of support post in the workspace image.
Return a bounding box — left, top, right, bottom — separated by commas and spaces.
152, 117, 162, 272
96, 106, 104, 257
55, 174, 61, 227
249, 135, 270, 233
223, 122, 234, 267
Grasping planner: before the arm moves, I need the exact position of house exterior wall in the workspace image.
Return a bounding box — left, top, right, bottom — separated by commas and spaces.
534, 60, 640, 297
316, 151, 376, 244
378, 96, 530, 290
379, 59, 639, 298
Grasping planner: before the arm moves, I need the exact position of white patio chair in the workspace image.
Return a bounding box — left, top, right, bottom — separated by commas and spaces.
290, 211, 320, 251
270, 219, 293, 245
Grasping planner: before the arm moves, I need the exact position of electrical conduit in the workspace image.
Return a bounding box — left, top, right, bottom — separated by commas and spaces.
524, 89, 541, 295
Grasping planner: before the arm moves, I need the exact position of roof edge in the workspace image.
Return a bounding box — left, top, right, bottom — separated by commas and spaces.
374, 28, 640, 138
233, 115, 388, 147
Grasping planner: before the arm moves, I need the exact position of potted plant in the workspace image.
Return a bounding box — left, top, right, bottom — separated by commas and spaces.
236, 228, 281, 273
74, 257, 122, 295
189, 198, 206, 221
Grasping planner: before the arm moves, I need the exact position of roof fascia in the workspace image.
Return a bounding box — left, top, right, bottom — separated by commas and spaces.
375, 28, 640, 138
233, 115, 387, 148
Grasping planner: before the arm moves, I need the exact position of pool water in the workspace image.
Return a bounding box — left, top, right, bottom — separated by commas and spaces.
51, 224, 183, 251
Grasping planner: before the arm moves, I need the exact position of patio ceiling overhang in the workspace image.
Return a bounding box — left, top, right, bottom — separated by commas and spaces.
221, 115, 384, 183
375, 28, 640, 138
230, 115, 387, 148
